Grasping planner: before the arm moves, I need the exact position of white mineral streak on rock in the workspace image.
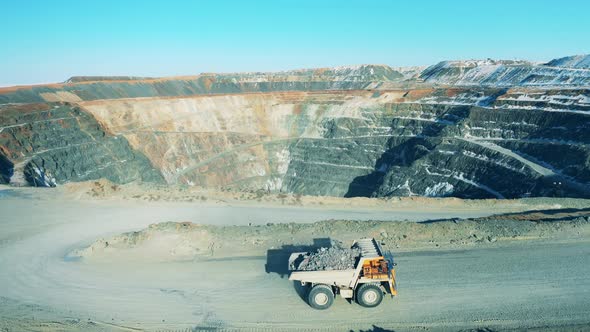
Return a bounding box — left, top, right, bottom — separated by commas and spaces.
424, 182, 454, 197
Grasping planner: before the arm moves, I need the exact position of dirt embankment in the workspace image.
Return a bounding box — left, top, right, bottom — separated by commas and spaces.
62, 179, 590, 212
74, 208, 590, 262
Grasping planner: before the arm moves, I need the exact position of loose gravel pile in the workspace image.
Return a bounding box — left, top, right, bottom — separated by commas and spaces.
297, 246, 361, 271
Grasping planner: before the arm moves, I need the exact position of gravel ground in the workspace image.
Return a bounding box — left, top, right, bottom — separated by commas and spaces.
1, 188, 590, 331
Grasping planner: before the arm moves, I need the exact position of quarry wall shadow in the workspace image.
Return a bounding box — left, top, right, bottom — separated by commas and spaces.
345, 105, 471, 198
0, 153, 13, 184
344, 93, 590, 199
517, 110, 590, 198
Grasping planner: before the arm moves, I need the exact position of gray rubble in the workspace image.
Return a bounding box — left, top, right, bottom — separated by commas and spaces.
297, 247, 361, 271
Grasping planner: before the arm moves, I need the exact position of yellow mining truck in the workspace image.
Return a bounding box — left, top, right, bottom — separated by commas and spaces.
288, 238, 397, 309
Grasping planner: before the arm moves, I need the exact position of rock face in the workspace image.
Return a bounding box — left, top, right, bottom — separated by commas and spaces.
0, 103, 163, 186
545, 55, 590, 69
0, 56, 589, 198
420, 59, 590, 86
0, 65, 404, 104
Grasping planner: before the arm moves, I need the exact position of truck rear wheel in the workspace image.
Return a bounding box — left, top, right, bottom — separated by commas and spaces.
356, 283, 383, 308
307, 284, 334, 310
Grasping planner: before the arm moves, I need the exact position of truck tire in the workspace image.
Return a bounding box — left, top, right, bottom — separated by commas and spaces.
307, 284, 334, 310
356, 283, 383, 308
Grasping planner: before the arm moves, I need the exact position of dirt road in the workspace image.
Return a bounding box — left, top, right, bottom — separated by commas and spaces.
0, 195, 550, 244
1, 194, 589, 331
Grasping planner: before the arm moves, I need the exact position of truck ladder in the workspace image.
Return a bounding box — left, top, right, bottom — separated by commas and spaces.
355, 238, 380, 257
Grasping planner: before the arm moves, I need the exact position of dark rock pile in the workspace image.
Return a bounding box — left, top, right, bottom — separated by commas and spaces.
297, 247, 361, 271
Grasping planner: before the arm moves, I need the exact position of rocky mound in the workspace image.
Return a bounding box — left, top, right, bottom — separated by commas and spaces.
72, 208, 590, 262
70, 222, 214, 262
295, 246, 361, 271
545, 54, 590, 69
64, 76, 153, 83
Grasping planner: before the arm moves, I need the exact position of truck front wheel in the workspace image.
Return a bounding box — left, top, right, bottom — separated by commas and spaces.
356, 283, 383, 308
308, 284, 334, 310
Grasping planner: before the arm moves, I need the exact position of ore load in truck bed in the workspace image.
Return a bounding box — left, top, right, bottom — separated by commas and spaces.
292, 247, 362, 271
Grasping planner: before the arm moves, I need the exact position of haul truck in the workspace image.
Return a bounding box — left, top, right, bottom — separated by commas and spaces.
288, 238, 397, 309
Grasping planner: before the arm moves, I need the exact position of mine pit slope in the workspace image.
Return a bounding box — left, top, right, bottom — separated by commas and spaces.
1, 54, 589, 201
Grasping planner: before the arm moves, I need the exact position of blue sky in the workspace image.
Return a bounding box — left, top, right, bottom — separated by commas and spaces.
1, 0, 589, 86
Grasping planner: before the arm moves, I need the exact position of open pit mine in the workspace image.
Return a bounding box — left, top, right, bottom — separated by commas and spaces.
1, 55, 590, 199
2, 54, 590, 332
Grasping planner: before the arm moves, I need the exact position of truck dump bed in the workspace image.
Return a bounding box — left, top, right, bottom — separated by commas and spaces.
288, 238, 385, 287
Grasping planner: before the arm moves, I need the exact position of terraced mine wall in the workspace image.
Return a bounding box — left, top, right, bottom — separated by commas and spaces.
1, 61, 590, 199
0, 103, 163, 186
0, 65, 404, 104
